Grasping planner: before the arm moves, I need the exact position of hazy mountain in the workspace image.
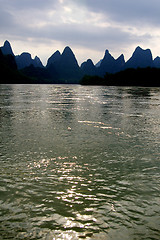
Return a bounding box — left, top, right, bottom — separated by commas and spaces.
1, 40, 14, 56
95, 59, 102, 68
125, 46, 153, 69
81, 59, 97, 76
16, 52, 43, 69
153, 57, 160, 68
21, 64, 58, 83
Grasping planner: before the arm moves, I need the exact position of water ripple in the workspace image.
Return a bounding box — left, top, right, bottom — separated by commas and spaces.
0, 85, 160, 239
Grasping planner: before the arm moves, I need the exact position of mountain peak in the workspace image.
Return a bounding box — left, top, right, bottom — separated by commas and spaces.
4, 40, 11, 47
103, 49, 115, 62
34, 56, 44, 68
64, 46, 72, 51
97, 49, 116, 75
105, 49, 109, 54
135, 46, 142, 52
81, 59, 96, 76
134, 46, 152, 56
61, 46, 78, 65
153, 56, 160, 68
1, 40, 14, 56
21, 52, 31, 57
55, 46, 81, 82
87, 59, 93, 64
125, 46, 153, 69
115, 54, 125, 71
15, 52, 43, 69
117, 54, 125, 61
46, 50, 61, 67
104, 49, 112, 58
54, 50, 61, 56
62, 46, 74, 56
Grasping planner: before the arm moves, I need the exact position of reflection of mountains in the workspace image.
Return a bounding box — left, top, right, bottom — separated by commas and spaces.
126, 88, 151, 97
1, 40, 160, 85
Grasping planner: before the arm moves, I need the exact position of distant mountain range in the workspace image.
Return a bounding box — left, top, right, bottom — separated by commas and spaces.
1, 40, 160, 84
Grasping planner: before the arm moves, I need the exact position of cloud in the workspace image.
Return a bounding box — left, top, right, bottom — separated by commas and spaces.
0, 9, 14, 30
0, 0, 57, 10
0, 0, 160, 64
80, 0, 160, 26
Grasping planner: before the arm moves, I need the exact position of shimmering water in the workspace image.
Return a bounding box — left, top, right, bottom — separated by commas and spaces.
0, 84, 160, 240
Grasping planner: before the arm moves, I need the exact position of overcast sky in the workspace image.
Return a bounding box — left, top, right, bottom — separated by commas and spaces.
0, 0, 160, 65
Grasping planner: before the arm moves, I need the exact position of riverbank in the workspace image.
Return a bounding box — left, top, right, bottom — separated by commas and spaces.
80, 67, 160, 87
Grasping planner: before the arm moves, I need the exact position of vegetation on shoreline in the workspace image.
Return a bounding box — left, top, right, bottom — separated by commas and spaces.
80, 67, 160, 87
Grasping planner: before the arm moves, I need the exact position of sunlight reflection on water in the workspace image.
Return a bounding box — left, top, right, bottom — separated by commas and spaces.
0, 85, 160, 239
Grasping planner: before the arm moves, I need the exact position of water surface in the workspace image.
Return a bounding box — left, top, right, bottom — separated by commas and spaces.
0, 84, 160, 239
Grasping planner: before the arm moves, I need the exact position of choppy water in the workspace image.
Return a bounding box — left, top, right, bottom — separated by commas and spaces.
0, 84, 160, 240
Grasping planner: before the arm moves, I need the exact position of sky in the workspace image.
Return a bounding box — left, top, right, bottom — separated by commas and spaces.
0, 0, 160, 66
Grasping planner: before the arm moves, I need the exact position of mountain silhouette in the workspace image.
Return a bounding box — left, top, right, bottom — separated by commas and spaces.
125, 46, 153, 69
81, 59, 97, 76
46, 50, 61, 68
16, 52, 43, 69
1, 40, 160, 84
0, 40, 44, 70
153, 57, 160, 68
0, 48, 32, 83
95, 59, 102, 67
97, 49, 117, 75
95, 50, 125, 76
115, 54, 125, 72
1, 40, 14, 56
47, 46, 82, 83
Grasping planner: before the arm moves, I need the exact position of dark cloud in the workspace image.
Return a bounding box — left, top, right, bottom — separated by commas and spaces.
34, 23, 151, 52
0, 0, 57, 10
0, 9, 15, 30
81, 0, 160, 26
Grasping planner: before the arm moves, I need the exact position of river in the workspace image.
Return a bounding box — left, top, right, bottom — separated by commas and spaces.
0, 84, 160, 240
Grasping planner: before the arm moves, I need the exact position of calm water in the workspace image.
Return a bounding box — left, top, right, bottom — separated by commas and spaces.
0, 84, 160, 240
